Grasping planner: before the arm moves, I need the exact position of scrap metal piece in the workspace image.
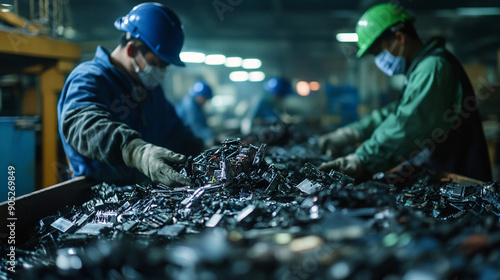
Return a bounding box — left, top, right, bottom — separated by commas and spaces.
295, 179, 322, 195
262, 166, 284, 194
75, 222, 113, 235
252, 143, 267, 166
51, 217, 74, 233
157, 224, 186, 237
180, 187, 205, 208
205, 213, 224, 228
235, 205, 256, 222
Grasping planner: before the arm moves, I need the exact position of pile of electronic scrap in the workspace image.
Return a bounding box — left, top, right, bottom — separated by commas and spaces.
1, 139, 500, 280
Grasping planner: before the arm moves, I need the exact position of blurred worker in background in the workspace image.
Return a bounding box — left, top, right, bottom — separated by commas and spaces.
175, 80, 215, 146
241, 77, 293, 135
319, 3, 492, 182
57, 2, 203, 186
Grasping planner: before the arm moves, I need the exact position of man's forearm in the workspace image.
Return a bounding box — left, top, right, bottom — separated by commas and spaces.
62, 104, 140, 165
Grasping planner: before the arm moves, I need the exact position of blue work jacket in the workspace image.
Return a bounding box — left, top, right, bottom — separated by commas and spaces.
175, 96, 213, 146
57, 46, 203, 184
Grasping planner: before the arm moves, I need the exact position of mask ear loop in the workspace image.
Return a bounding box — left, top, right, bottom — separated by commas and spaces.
388, 33, 404, 57
386, 22, 405, 55
398, 42, 405, 58
388, 39, 398, 53
131, 56, 141, 73
136, 50, 167, 76
136, 50, 149, 67
132, 45, 153, 71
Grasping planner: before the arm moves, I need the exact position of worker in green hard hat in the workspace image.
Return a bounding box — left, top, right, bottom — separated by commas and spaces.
318, 3, 492, 182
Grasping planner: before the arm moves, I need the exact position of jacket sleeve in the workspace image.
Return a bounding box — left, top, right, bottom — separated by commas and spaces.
62, 105, 140, 165
348, 101, 399, 141
59, 72, 140, 165
354, 56, 462, 173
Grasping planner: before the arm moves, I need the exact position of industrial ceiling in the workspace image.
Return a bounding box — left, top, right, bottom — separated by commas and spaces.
3, 0, 500, 79
64, 0, 500, 62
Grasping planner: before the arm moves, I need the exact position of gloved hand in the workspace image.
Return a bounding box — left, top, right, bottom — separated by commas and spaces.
318, 154, 367, 179
122, 138, 192, 186
318, 126, 361, 157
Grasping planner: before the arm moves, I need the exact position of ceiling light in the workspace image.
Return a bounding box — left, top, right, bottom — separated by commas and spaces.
249, 71, 265, 82
336, 33, 358, 42
457, 7, 500, 16
242, 58, 262, 69
296, 81, 310, 96
225, 57, 243, 67
229, 71, 249, 82
205, 54, 226, 65
309, 81, 320, 91
1, 4, 12, 12
180, 52, 206, 63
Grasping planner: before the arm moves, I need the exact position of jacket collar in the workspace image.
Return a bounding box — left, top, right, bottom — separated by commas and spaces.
405, 36, 446, 77
94, 46, 137, 89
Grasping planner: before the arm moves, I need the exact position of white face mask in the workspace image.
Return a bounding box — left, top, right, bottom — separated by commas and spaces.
132, 51, 167, 89
374, 41, 406, 76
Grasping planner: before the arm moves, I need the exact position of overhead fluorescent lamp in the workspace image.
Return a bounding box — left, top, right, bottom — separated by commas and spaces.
242, 58, 262, 69
229, 71, 249, 82
336, 33, 358, 42
1, 4, 12, 12
457, 7, 500, 16
180, 52, 206, 63
248, 71, 265, 82
434, 10, 455, 17
225, 57, 243, 67
205, 54, 226, 65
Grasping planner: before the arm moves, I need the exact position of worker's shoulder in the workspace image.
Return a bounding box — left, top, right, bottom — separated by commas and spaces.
66, 59, 113, 84
72, 59, 109, 75
414, 49, 455, 74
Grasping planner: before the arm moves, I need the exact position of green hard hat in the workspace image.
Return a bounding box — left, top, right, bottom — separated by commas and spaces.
355, 3, 415, 58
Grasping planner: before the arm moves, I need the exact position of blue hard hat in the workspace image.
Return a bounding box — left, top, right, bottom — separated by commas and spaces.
264, 77, 292, 97
189, 80, 213, 99
114, 2, 185, 66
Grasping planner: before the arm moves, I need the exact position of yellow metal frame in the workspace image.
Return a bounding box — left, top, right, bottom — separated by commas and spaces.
0, 9, 40, 32
0, 30, 79, 59
0, 29, 80, 188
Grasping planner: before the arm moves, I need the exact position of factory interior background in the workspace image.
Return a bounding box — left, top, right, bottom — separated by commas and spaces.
1, 0, 500, 196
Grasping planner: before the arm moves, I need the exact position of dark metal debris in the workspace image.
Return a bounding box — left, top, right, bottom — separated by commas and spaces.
1, 138, 500, 280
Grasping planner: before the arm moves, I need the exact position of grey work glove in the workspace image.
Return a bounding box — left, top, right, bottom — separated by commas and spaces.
122, 138, 192, 186
318, 126, 361, 157
318, 154, 366, 179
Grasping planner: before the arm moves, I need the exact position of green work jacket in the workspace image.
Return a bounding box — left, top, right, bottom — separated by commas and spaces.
349, 37, 492, 181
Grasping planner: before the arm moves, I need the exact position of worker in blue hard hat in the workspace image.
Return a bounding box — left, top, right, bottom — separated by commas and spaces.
176, 80, 215, 146
241, 77, 293, 135
318, 3, 491, 182
57, 2, 204, 186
